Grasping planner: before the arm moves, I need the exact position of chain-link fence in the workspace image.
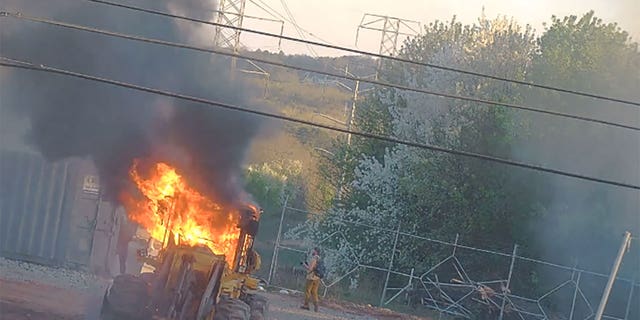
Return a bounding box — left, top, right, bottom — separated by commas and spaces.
263, 205, 639, 320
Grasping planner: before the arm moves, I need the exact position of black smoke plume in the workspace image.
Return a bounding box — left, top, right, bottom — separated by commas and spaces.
0, 0, 263, 205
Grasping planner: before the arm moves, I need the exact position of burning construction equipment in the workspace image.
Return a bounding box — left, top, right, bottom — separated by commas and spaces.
100, 161, 268, 320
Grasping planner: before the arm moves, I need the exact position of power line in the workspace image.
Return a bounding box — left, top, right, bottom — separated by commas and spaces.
278, 0, 318, 57
248, 0, 280, 20
1, 57, 638, 190
250, 0, 318, 56
77, 0, 640, 107
2, 12, 637, 132
249, 0, 334, 45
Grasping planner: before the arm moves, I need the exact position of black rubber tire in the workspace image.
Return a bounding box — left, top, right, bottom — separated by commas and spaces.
102, 274, 151, 320
99, 291, 118, 320
213, 296, 250, 320
246, 294, 269, 320
100, 289, 147, 320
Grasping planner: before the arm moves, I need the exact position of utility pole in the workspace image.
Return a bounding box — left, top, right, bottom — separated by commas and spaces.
312, 65, 374, 200
337, 65, 375, 145
346, 79, 359, 145
356, 14, 421, 77
343, 65, 361, 145
594, 231, 632, 320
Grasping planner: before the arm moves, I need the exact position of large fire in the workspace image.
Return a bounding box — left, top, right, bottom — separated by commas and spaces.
121, 160, 240, 265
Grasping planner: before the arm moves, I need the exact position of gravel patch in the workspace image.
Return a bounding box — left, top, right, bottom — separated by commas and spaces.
0, 257, 107, 291
0, 257, 109, 319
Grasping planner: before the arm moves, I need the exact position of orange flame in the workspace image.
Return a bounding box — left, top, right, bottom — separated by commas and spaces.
121, 160, 240, 265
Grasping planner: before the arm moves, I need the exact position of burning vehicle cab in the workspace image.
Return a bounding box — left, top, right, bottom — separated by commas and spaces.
102, 202, 268, 320
239, 204, 262, 237
233, 204, 263, 274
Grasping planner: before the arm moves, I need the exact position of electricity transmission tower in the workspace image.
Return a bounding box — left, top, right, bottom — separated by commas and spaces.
214, 0, 285, 51
214, 0, 246, 53
356, 14, 421, 76
214, 0, 284, 93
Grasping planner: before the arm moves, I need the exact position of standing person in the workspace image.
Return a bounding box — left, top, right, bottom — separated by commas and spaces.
301, 247, 321, 312
116, 215, 136, 275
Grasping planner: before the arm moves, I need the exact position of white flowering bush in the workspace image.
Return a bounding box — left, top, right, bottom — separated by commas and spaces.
288, 15, 537, 284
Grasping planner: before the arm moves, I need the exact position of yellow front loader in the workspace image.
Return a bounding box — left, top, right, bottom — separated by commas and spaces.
99, 205, 268, 320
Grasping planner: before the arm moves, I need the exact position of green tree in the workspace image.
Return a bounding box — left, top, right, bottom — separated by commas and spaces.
244, 159, 305, 213
516, 11, 640, 277
296, 15, 540, 279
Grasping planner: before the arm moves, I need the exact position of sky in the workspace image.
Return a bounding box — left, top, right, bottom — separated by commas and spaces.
235, 0, 640, 56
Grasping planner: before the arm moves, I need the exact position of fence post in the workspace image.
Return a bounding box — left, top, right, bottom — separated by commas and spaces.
268, 195, 289, 285
452, 233, 459, 256
498, 244, 518, 320
409, 267, 414, 287
380, 223, 401, 306
569, 270, 582, 320
623, 274, 637, 320
595, 231, 632, 320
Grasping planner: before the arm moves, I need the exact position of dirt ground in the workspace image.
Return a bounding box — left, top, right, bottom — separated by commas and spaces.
0, 258, 426, 320
0, 279, 428, 320
261, 291, 426, 320
0, 278, 92, 320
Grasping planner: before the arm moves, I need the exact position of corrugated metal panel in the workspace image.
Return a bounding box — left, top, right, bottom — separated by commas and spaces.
1, 150, 124, 271
89, 205, 124, 275
64, 160, 114, 270
62, 166, 99, 268
0, 151, 70, 264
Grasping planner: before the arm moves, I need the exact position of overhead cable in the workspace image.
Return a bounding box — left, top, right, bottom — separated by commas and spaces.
76, 0, 640, 107
1, 11, 637, 131
1, 57, 638, 190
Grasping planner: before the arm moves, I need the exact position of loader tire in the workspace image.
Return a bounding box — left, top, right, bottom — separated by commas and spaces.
246, 294, 269, 320
101, 274, 151, 320
100, 291, 118, 320
213, 296, 250, 320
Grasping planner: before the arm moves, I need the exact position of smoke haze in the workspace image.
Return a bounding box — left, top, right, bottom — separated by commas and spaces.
0, 0, 264, 205
514, 52, 640, 276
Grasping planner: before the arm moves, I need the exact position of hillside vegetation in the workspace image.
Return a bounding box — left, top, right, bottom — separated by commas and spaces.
241, 11, 640, 315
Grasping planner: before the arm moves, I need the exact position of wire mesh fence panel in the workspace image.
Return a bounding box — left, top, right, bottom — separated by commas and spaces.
263, 205, 639, 319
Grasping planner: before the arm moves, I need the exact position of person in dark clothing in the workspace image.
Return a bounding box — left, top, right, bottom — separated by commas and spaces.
116, 216, 136, 275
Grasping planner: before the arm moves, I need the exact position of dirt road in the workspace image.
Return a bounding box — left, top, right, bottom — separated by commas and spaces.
0, 278, 94, 320
0, 258, 422, 320
0, 280, 401, 320
263, 292, 375, 320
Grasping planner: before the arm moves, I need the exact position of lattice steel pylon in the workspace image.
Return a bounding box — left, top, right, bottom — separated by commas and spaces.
214, 0, 246, 51
213, 0, 275, 93
356, 14, 421, 77
214, 0, 247, 72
